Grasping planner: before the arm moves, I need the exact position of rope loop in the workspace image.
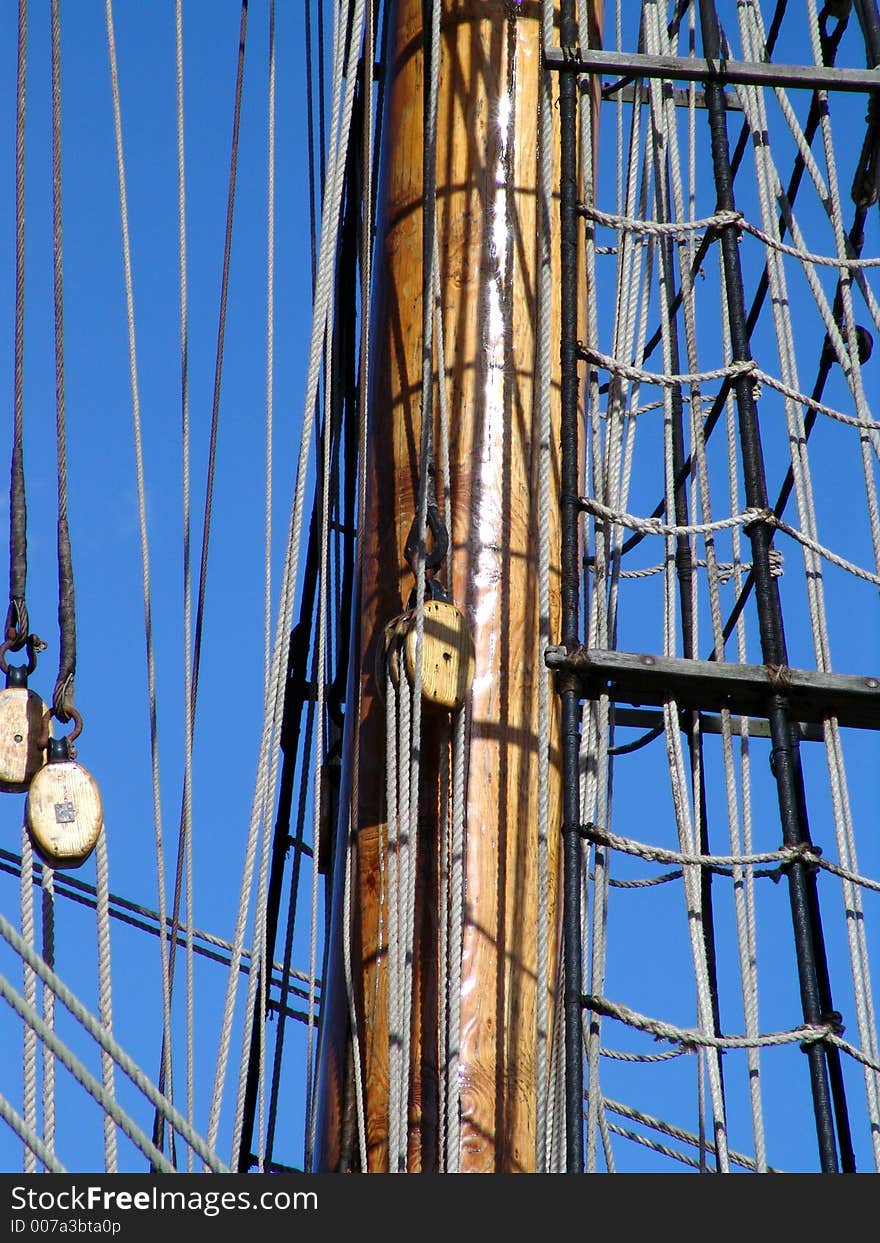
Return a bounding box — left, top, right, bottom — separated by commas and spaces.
4, 598, 29, 651
52, 672, 76, 724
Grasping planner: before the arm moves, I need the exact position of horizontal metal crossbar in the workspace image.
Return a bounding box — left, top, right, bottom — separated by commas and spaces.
545, 646, 880, 731
611, 83, 744, 111
613, 705, 824, 742
544, 47, 880, 95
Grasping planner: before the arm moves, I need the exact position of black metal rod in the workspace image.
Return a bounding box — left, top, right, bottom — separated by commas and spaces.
559, 0, 584, 1175
698, 0, 850, 1174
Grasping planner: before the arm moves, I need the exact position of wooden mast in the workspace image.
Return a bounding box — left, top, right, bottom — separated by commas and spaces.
316, 0, 602, 1172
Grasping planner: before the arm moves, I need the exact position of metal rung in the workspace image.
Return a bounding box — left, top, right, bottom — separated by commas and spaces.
544, 47, 880, 95
613, 705, 823, 742
546, 646, 880, 731
605, 83, 743, 111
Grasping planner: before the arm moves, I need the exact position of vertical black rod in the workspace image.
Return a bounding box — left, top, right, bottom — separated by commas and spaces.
698, 0, 848, 1174
559, 0, 584, 1174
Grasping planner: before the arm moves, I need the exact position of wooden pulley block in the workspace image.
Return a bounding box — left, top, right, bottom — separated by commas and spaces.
26, 736, 103, 870
387, 598, 475, 712
0, 668, 49, 793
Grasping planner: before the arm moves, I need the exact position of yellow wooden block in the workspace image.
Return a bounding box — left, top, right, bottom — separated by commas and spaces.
402, 599, 475, 711
26, 760, 103, 869
0, 686, 48, 793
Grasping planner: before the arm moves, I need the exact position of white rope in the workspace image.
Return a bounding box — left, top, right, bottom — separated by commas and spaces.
601, 1095, 771, 1172
303, 308, 335, 1172
583, 496, 880, 585
229, 4, 283, 1143
437, 720, 449, 1167
645, 4, 729, 1169
95, 833, 118, 1171
40, 867, 56, 1161
342, 790, 368, 1171
585, 991, 839, 1053
0, 907, 227, 1170
0, 1090, 66, 1174
446, 707, 465, 1172
0, 967, 175, 1173
205, 0, 366, 1160
583, 821, 880, 892
342, 0, 374, 1174
385, 662, 402, 1170
20, 826, 36, 1173
535, 0, 555, 1172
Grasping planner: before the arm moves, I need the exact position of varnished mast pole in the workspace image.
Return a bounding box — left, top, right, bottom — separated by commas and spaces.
316, 0, 602, 1172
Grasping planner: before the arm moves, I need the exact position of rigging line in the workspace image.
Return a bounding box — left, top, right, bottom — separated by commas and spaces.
536, 0, 554, 1171
0, 908, 228, 1171
699, 0, 852, 1174
583, 0, 641, 1166
608, 6, 849, 563
722, 291, 767, 1170
305, 0, 318, 290
155, 0, 250, 1159
706, 231, 876, 658
1, 848, 319, 990
317, 0, 327, 207
170, 0, 196, 1173
20, 828, 36, 1174
559, 0, 585, 1174
0, 1090, 66, 1174
391, 0, 445, 1173
806, 0, 880, 1166
222, 0, 277, 1174
255, 138, 361, 1166
41, 869, 56, 1162
206, 0, 368, 1159
306, 46, 377, 1180
0, 967, 176, 1174
258, 0, 277, 1176
50, 0, 75, 722
348, 18, 375, 1173
94, 834, 118, 1172
262, 552, 324, 1166
104, 0, 175, 1167
243, 180, 362, 1149
7, 0, 28, 652
649, 109, 729, 1183
303, 323, 335, 1173
265, 0, 276, 703
232, 74, 297, 1159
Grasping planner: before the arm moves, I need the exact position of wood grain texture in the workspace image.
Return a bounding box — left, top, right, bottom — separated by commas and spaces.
399, 600, 475, 711
26, 761, 103, 869
315, 0, 601, 1172
0, 687, 48, 793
